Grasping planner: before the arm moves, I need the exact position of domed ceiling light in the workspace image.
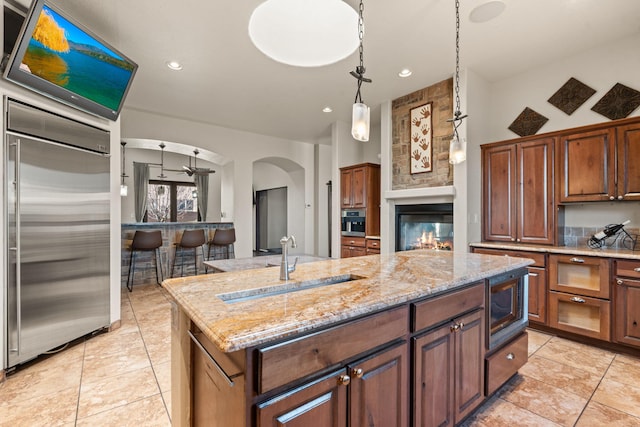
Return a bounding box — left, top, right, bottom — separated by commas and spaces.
448, 0, 468, 164
350, 0, 371, 142
248, 0, 359, 67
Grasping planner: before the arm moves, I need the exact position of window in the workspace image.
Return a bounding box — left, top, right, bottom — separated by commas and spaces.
146, 180, 198, 222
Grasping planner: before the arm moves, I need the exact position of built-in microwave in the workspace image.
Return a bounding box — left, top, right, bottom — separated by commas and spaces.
341, 209, 366, 237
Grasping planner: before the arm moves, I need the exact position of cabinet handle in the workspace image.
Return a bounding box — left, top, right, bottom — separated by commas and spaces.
634, 268, 640, 272
450, 323, 460, 332
610, 196, 615, 200
528, 273, 539, 277
569, 257, 585, 263
618, 195, 623, 200
352, 368, 364, 378
506, 353, 515, 361
511, 238, 516, 242
338, 375, 351, 386
617, 279, 624, 285
570, 297, 586, 303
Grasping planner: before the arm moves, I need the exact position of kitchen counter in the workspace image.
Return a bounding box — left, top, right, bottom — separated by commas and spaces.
469, 242, 640, 260
203, 254, 327, 273
162, 250, 532, 353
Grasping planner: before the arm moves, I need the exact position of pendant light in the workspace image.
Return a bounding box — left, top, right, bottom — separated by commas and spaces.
157, 143, 167, 195
120, 142, 128, 196
350, 0, 372, 142
448, 0, 468, 164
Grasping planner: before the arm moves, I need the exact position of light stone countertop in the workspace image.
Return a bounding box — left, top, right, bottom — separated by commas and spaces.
204, 254, 327, 273
469, 242, 640, 260
162, 250, 532, 353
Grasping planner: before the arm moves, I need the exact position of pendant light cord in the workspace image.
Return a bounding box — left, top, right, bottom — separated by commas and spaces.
351, 0, 371, 103
450, 0, 467, 138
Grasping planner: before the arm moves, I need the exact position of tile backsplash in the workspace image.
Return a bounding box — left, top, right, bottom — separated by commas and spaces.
563, 226, 640, 250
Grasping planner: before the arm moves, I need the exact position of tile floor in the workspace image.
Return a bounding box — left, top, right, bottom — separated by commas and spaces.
1, 282, 640, 426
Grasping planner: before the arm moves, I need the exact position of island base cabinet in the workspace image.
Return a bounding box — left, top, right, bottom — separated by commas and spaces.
413, 309, 485, 427
257, 342, 408, 427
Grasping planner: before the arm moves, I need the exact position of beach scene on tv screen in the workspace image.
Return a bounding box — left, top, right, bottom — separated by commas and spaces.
19, 5, 135, 111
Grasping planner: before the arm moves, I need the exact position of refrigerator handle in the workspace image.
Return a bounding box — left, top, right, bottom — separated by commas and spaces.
8, 138, 21, 355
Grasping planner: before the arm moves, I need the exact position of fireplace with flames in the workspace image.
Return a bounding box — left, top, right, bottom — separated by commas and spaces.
395, 203, 454, 251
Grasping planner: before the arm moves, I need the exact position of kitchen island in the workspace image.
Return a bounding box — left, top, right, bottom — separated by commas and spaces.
163, 250, 532, 426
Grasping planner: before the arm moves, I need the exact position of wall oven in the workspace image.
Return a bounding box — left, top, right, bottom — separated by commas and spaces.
488, 268, 529, 349
341, 209, 366, 237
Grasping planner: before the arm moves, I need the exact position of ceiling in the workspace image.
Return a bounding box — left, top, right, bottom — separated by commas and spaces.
18, 0, 640, 143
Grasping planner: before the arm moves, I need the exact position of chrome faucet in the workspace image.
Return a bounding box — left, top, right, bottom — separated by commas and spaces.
279, 235, 298, 280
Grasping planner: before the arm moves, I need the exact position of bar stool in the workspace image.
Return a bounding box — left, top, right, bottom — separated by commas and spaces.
207, 228, 236, 261
171, 229, 207, 277
127, 230, 163, 292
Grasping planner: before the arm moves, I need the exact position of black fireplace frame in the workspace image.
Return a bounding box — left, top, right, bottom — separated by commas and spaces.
395, 203, 454, 251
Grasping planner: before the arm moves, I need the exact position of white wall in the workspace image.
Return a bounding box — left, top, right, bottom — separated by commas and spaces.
120, 148, 221, 223
0, 82, 122, 371
120, 109, 316, 258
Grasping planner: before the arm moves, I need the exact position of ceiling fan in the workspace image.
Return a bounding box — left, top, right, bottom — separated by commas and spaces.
164, 149, 216, 176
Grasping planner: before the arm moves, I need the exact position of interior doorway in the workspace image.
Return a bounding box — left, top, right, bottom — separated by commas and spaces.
256, 186, 287, 254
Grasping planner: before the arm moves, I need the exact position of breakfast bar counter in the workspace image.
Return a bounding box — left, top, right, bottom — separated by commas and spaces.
163, 250, 533, 426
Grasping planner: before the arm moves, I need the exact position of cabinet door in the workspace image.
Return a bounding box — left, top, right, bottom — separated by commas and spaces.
616, 123, 640, 201
549, 254, 610, 299
352, 167, 366, 208
558, 128, 616, 202
413, 322, 455, 427
482, 144, 517, 242
257, 369, 348, 427
341, 169, 353, 208
549, 291, 611, 341
349, 342, 408, 427
614, 278, 640, 348
517, 138, 555, 245
527, 266, 547, 325
454, 309, 485, 424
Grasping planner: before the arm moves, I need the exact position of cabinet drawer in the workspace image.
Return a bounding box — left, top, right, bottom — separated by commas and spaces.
257, 305, 408, 394
485, 332, 528, 396
366, 238, 380, 249
549, 291, 610, 341
473, 248, 546, 268
616, 259, 640, 279
341, 236, 366, 247
412, 282, 484, 333
549, 254, 610, 299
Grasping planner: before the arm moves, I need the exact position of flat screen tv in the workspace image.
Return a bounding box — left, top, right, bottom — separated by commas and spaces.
3, 0, 138, 121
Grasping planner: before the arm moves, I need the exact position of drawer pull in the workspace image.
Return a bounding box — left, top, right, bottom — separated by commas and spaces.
450, 322, 465, 332
569, 257, 585, 263
570, 297, 586, 304
528, 273, 539, 277
506, 353, 515, 361
617, 279, 624, 285
352, 368, 364, 378
338, 375, 351, 386
634, 268, 640, 272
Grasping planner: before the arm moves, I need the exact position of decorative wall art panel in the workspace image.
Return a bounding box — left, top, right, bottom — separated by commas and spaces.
410, 102, 432, 174
591, 83, 640, 120
508, 107, 549, 137
547, 77, 596, 115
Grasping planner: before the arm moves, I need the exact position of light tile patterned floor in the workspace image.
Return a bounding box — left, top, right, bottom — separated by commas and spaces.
2, 283, 640, 426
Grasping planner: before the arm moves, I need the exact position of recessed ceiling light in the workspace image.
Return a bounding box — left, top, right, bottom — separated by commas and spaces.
398, 68, 412, 78
166, 61, 183, 71
322, 107, 333, 113
248, 0, 359, 67
469, 1, 506, 23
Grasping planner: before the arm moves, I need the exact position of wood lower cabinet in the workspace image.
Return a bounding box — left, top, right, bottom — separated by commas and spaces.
485, 331, 528, 396
258, 342, 407, 427
482, 138, 556, 245
412, 283, 486, 427
614, 260, 640, 348
341, 236, 366, 258
549, 254, 610, 299
366, 238, 380, 255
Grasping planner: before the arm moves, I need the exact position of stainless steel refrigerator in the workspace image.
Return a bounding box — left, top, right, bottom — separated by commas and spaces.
5, 99, 111, 368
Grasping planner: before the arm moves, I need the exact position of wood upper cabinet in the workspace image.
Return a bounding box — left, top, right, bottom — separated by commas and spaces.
482, 137, 555, 245
557, 127, 616, 202
616, 122, 640, 201
340, 163, 379, 209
